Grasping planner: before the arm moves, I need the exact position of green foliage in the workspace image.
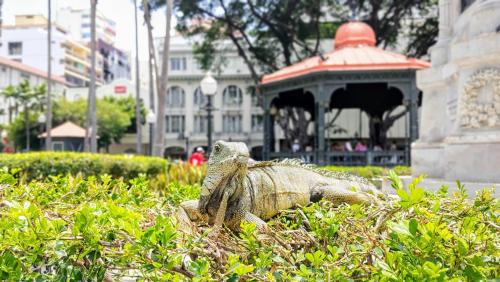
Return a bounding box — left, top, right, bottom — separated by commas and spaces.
53, 98, 133, 150
0, 152, 167, 181
178, 0, 438, 81
0, 167, 497, 280
6, 96, 140, 152
7, 112, 43, 151
2, 81, 47, 151
323, 165, 411, 179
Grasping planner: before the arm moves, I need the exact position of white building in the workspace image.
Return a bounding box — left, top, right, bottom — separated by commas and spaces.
0, 55, 66, 126
0, 15, 66, 77
57, 8, 131, 83
155, 34, 264, 158
0, 15, 105, 87
57, 7, 116, 45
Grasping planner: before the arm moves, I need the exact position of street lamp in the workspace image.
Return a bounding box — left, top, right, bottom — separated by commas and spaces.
200, 72, 217, 152
37, 113, 47, 151
146, 109, 156, 156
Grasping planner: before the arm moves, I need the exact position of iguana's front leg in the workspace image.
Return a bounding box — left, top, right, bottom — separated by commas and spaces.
225, 210, 270, 233
176, 200, 208, 233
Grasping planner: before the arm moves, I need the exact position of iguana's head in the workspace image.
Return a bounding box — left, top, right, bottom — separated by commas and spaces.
198, 140, 250, 215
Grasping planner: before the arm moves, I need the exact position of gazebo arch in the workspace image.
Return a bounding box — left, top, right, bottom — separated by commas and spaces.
260, 21, 429, 165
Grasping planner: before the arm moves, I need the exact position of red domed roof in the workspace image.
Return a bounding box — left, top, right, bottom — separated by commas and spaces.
334, 21, 376, 49
261, 21, 430, 85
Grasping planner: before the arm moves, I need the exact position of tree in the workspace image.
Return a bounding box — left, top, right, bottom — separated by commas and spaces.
86, 0, 98, 153
46, 0, 53, 150
177, 0, 438, 149
142, 0, 173, 157
133, 0, 142, 154
7, 112, 42, 151
6, 97, 135, 153
53, 98, 135, 152
0, 81, 46, 151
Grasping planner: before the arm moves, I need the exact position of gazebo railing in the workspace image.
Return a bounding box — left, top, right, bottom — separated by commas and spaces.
326, 150, 408, 166
269, 152, 315, 163
267, 150, 408, 166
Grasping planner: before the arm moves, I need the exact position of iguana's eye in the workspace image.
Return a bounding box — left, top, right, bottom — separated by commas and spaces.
213, 144, 221, 153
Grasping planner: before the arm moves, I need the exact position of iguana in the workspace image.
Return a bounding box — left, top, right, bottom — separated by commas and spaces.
176, 141, 383, 232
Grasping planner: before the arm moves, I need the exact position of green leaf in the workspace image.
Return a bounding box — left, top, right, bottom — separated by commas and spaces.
457, 238, 469, 256
409, 218, 418, 236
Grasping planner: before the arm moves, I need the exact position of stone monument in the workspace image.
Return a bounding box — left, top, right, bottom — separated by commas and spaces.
412, 0, 500, 189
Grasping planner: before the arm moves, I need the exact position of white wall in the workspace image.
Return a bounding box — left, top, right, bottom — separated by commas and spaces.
0, 27, 66, 76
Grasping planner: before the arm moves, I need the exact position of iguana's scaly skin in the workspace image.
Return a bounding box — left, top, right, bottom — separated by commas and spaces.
176, 141, 383, 232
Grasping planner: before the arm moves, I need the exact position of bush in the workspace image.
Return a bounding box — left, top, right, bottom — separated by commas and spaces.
323, 165, 411, 179
0, 152, 167, 181
0, 170, 497, 281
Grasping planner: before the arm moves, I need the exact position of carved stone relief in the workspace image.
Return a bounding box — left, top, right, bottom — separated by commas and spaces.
459, 68, 500, 128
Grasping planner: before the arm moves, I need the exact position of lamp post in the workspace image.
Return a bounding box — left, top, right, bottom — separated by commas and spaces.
200, 72, 217, 152
146, 109, 156, 156
37, 113, 46, 150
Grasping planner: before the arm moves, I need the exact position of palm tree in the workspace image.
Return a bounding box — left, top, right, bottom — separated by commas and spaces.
1, 81, 46, 151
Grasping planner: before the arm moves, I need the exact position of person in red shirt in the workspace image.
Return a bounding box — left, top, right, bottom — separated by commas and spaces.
188, 147, 206, 166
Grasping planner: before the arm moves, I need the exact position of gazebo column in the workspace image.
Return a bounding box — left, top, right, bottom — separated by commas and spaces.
310, 84, 327, 165
409, 80, 419, 143
263, 91, 278, 160
389, 81, 414, 165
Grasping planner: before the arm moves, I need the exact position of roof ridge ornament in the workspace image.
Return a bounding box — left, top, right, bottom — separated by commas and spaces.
348, 0, 358, 21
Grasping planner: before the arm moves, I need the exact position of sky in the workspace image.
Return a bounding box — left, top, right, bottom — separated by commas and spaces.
3, 0, 171, 61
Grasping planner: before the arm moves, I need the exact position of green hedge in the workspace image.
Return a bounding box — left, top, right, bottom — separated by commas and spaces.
323, 165, 411, 179
0, 152, 167, 181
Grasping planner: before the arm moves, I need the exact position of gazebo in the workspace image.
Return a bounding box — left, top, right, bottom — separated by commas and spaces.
259, 21, 430, 165
39, 121, 96, 151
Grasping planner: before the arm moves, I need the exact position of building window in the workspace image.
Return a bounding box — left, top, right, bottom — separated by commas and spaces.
251, 115, 263, 132
166, 86, 185, 108
82, 33, 90, 38
223, 114, 242, 133
170, 57, 186, 71
52, 141, 64, 151
81, 23, 90, 28
461, 0, 476, 11
194, 115, 207, 133
8, 42, 22, 55
166, 115, 185, 133
223, 85, 243, 107
251, 88, 262, 107
20, 73, 30, 80
193, 87, 206, 107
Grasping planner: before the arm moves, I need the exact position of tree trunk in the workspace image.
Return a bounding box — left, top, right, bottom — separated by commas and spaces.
142, 0, 156, 156
24, 104, 30, 151
89, 0, 98, 153
133, 0, 142, 155
46, 0, 52, 151
153, 0, 173, 157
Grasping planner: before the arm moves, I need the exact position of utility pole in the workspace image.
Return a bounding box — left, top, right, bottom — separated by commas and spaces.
134, 0, 142, 154
89, 0, 98, 153
46, 0, 52, 150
